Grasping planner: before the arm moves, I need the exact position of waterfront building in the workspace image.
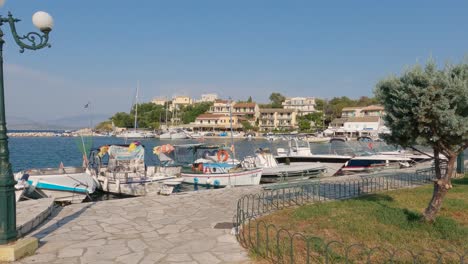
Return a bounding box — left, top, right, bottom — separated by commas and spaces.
361, 105, 385, 117
258, 108, 298, 131
200, 93, 218, 102
282, 97, 316, 116
170, 96, 193, 111
341, 105, 385, 118
208, 99, 233, 115
191, 113, 242, 130
151, 97, 167, 106
341, 107, 363, 117
232, 102, 259, 117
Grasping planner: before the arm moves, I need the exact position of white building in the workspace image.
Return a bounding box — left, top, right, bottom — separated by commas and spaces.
282, 97, 316, 116
200, 93, 218, 102
343, 116, 382, 135
151, 97, 168, 106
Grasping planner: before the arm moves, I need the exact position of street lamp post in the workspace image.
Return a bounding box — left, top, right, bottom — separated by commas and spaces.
0, 10, 53, 245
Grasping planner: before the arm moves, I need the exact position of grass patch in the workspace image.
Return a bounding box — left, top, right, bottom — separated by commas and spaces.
244, 177, 468, 263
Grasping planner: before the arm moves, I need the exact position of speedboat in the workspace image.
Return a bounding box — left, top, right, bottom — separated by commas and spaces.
14, 166, 97, 203
275, 138, 352, 176
243, 148, 327, 183
340, 155, 412, 173
172, 144, 262, 187
89, 142, 182, 196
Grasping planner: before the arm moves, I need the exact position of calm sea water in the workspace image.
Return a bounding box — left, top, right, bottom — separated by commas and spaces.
8, 136, 466, 173
7, 137, 295, 172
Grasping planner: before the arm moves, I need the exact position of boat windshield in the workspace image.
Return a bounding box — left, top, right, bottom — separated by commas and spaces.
173, 145, 231, 165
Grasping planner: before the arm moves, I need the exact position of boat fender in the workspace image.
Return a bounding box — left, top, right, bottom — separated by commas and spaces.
213, 179, 220, 186
217, 150, 229, 162
202, 150, 211, 159
206, 178, 212, 185
194, 177, 199, 184
103, 177, 109, 192
116, 179, 121, 193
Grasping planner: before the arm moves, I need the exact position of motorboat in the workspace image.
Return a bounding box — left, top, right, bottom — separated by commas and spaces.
171, 144, 262, 187
340, 155, 412, 173
159, 129, 189, 140
14, 166, 97, 203
89, 143, 182, 196
275, 138, 352, 176
242, 148, 327, 183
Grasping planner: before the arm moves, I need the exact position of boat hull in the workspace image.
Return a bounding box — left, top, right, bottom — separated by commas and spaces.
260, 163, 327, 183
181, 168, 263, 187
97, 174, 180, 196
14, 168, 96, 203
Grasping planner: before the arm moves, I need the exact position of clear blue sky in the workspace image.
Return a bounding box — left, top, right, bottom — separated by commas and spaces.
2, 0, 467, 122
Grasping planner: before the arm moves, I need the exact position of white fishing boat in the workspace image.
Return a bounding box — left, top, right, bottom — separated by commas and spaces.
13, 166, 97, 203
89, 143, 182, 196
174, 143, 262, 187
243, 148, 327, 183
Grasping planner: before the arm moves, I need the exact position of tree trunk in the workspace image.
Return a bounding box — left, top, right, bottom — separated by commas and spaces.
423, 151, 455, 222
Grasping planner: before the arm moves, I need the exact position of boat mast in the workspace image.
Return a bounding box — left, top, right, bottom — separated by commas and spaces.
229, 97, 235, 161
134, 81, 139, 133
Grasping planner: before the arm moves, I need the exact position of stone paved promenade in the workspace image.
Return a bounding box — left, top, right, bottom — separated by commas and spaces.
15, 186, 261, 264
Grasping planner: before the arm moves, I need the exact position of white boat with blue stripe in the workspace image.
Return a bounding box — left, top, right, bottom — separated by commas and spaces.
14, 167, 97, 203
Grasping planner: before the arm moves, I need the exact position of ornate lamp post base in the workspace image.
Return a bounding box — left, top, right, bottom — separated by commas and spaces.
0, 237, 39, 262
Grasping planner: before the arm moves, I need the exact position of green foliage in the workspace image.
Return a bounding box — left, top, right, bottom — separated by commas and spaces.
298, 119, 311, 131
247, 96, 253, 103
95, 120, 112, 132
315, 98, 325, 111
375, 60, 468, 156
269, 92, 286, 108
241, 120, 254, 130
179, 102, 212, 124
112, 112, 134, 128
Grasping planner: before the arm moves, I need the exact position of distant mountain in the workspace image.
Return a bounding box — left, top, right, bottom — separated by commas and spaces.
6, 114, 111, 130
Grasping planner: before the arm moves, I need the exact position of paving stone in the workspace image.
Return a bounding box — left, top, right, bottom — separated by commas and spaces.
140, 252, 166, 264
20, 186, 263, 264
57, 247, 84, 258
192, 252, 221, 264
115, 252, 145, 264
127, 238, 148, 252
165, 253, 193, 262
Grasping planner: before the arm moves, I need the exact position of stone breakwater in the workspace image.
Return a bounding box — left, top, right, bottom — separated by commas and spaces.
8, 132, 61, 137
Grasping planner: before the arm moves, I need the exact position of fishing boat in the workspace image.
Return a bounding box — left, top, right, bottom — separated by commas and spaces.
89, 142, 182, 196
275, 138, 352, 176
13, 166, 97, 203
242, 148, 327, 183
173, 144, 262, 187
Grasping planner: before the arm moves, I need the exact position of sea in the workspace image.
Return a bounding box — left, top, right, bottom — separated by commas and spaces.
7, 135, 296, 172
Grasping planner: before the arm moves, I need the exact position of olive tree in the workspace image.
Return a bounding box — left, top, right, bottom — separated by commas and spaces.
375, 60, 468, 222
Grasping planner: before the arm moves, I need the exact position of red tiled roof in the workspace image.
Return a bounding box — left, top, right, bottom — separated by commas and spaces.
361, 105, 384, 111
233, 102, 256, 108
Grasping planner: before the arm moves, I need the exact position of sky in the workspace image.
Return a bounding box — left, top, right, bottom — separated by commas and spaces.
1, 0, 467, 122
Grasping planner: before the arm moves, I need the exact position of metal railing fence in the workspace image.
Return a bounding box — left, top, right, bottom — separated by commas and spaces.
235, 168, 467, 263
